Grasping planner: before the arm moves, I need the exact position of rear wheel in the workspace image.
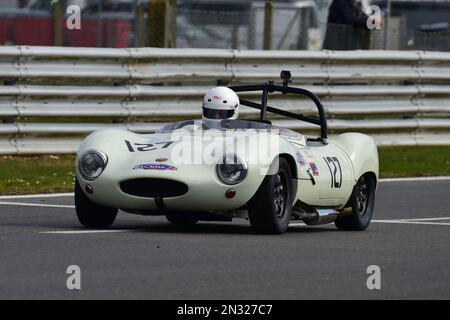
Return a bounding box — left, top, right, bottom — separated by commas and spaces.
165, 212, 199, 225
335, 174, 376, 231
248, 157, 293, 234
75, 179, 118, 228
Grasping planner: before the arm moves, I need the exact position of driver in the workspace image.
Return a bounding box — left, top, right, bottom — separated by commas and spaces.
202, 87, 240, 123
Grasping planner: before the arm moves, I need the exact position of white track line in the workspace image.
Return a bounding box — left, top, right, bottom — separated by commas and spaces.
0, 177, 449, 200
1, 201, 448, 227
0, 193, 73, 200
0, 201, 74, 209
290, 219, 450, 227
372, 220, 450, 226
379, 176, 450, 183
39, 218, 450, 235
40, 229, 135, 234
392, 217, 450, 222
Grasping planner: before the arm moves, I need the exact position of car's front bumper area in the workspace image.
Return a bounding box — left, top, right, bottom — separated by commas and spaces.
76, 162, 264, 213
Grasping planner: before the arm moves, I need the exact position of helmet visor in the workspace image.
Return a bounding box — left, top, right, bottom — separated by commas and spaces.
202, 108, 235, 119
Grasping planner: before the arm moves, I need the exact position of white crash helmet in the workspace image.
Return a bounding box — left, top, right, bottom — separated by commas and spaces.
202, 87, 240, 122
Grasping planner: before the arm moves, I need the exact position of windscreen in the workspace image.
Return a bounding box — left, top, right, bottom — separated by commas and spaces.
156, 119, 299, 138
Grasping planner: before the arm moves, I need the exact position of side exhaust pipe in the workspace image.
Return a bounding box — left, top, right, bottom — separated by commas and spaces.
303, 209, 338, 226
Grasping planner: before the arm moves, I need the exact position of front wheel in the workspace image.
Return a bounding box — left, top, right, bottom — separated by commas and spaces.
75, 179, 118, 228
335, 174, 376, 231
248, 157, 293, 234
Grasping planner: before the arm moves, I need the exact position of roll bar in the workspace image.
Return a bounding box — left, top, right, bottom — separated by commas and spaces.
228, 70, 328, 142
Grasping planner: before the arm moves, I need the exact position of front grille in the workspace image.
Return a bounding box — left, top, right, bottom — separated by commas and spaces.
120, 178, 188, 198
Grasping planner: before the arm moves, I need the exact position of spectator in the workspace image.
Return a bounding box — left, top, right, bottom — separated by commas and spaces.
323, 0, 371, 50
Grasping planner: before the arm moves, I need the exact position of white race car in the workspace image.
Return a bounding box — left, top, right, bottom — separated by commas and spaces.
75, 71, 379, 234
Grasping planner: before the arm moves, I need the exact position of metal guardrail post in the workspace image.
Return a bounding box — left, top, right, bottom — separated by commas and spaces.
148, 0, 177, 48
148, 0, 167, 48
148, 0, 165, 47
384, 0, 392, 50
263, 2, 273, 50
136, 2, 146, 47
247, 6, 256, 50
297, 7, 309, 50
166, 0, 177, 48
96, 0, 103, 47
52, 0, 63, 46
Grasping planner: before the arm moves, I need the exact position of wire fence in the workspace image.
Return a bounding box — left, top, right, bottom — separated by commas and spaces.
176, 3, 316, 50
0, 0, 450, 51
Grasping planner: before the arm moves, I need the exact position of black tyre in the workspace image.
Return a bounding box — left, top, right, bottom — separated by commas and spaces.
75, 179, 118, 228
335, 173, 376, 231
165, 212, 199, 225
248, 157, 293, 234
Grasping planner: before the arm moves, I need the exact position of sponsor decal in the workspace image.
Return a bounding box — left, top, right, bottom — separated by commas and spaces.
309, 162, 319, 176
133, 163, 177, 171
155, 158, 168, 162
295, 151, 307, 166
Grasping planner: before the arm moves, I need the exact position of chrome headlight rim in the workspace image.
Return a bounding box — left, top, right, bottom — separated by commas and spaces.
216, 154, 248, 185
77, 149, 108, 181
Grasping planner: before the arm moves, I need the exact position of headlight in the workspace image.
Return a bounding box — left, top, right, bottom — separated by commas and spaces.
78, 150, 108, 181
216, 154, 247, 185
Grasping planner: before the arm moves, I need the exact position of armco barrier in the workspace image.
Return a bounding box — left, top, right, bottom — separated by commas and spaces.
1, 46, 449, 154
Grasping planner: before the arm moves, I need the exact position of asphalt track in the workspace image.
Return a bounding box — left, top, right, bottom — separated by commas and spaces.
0, 178, 449, 300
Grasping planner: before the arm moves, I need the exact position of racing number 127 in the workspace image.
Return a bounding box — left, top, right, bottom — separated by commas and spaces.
323, 156, 342, 188
125, 140, 173, 152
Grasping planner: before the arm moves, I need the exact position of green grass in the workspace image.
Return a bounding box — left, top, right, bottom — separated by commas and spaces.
379, 146, 450, 178
0, 155, 76, 195
0, 147, 449, 195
